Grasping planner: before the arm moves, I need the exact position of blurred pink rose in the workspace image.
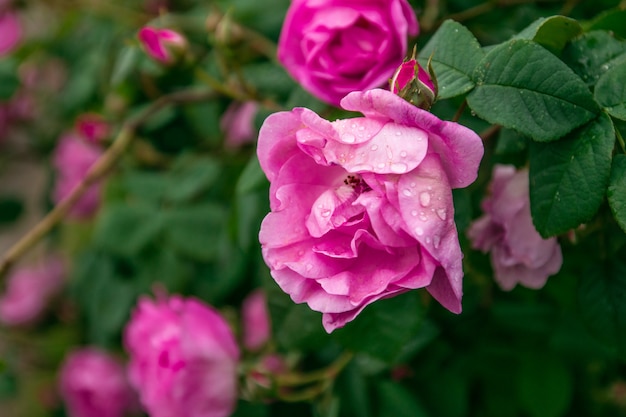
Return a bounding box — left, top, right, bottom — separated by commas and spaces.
59, 348, 135, 417
0, 256, 64, 325
124, 294, 240, 417
137, 26, 186, 64
220, 101, 258, 148
0, 10, 21, 56
75, 113, 110, 144
278, 0, 418, 106
258, 88, 483, 332
467, 165, 563, 290
52, 133, 102, 219
241, 290, 271, 351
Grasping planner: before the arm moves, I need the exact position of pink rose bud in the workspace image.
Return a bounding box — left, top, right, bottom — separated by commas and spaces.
390, 57, 437, 110
52, 133, 102, 219
220, 101, 258, 148
278, 0, 418, 106
59, 348, 135, 417
137, 26, 187, 64
0, 256, 64, 326
124, 294, 240, 417
241, 289, 271, 351
75, 113, 110, 144
467, 165, 563, 291
0, 11, 21, 57
257, 88, 484, 332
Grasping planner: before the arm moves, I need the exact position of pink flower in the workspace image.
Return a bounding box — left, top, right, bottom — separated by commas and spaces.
52, 133, 102, 219
467, 165, 562, 290
257, 88, 483, 332
277, 0, 418, 106
0, 256, 64, 325
390, 58, 437, 109
59, 348, 135, 417
75, 113, 110, 144
241, 290, 271, 351
137, 26, 187, 64
220, 101, 258, 148
0, 11, 21, 57
124, 294, 240, 417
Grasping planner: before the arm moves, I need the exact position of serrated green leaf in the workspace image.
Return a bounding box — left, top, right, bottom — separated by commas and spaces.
418, 20, 484, 100
517, 354, 572, 417
585, 8, 626, 40
594, 58, 626, 120
94, 204, 163, 256
562, 31, 626, 86
514, 16, 582, 55
578, 258, 626, 352
608, 154, 626, 233
468, 39, 599, 141
529, 112, 615, 237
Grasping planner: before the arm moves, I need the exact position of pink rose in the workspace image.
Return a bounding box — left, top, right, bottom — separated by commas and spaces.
241, 290, 271, 351
257, 88, 483, 332
220, 101, 258, 148
0, 256, 64, 325
0, 11, 21, 56
52, 133, 102, 219
75, 113, 110, 144
124, 294, 240, 417
59, 348, 135, 417
467, 165, 563, 290
277, 0, 418, 106
137, 27, 187, 64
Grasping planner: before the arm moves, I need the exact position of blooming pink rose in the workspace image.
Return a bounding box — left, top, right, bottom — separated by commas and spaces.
137, 26, 187, 64
467, 165, 562, 291
258, 88, 483, 332
124, 294, 240, 417
0, 256, 64, 325
52, 133, 102, 218
59, 348, 135, 417
277, 0, 418, 106
241, 290, 271, 351
0, 11, 21, 56
220, 101, 258, 148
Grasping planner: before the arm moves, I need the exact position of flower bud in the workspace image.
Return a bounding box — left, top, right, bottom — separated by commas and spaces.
137, 26, 187, 65
0, 11, 21, 57
390, 55, 438, 110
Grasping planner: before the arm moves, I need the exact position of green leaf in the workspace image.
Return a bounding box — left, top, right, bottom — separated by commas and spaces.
529, 112, 615, 236
517, 353, 572, 417
0, 58, 19, 100
333, 292, 423, 363
236, 155, 268, 195
514, 16, 582, 55
594, 58, 626, 120
608, 154, 626, 233
578, 258, 626, 353
418, 20, 484, 100
165, 154, 221, 203
163, 204, 226, 261
94, 204, 163, 256
110, 44, 140, 86
377, 381, 429, 417
585, 8, 626, 40
468, 39, 599, 141
562, 31, 626, 86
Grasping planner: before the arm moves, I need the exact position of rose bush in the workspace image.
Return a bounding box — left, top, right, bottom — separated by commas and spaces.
124, 294, 239, 417
277, 0, 418, 106
59, 348, 134, 417
258, 88, 483, 332
467, 164, 563, 290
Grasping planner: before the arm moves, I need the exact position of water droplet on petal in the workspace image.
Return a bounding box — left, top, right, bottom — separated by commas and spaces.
415, 227, 424, 236
390, 163, 408, 173
427, 186, 433, 191
402, 189, 412, 197
342, 133, 356, 143
419, 192, 431, 207
400, 151, 407, 158
358, 125, 365, 131
320, 209, 331, 218
433, 235, 441, 248
411, 210, 418, 217
436, 208, 447, 221
298, 250, 304, 256
377, 162, 386, 169
410, 182, 416, 188
426, 237, 431, 244
351, 164, 373, 171
370, 144, 378, 151
395, 131, 402, 136
305, 263, 313, 271
419, 212, 427, 221
351, 123, 357, 129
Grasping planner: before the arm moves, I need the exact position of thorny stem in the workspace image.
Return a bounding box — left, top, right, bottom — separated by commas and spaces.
480, 124, 502, 141
452, 100, 467, 123
0, 88, 216, 278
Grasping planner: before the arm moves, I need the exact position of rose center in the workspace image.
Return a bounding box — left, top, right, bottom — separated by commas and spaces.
342, 174, 372, 195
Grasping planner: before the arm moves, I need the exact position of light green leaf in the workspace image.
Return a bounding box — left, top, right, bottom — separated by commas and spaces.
468, 39, 599, 141
529, 112, 615, 237
514, 16, 582, 55
418, 20, 484, 99
608, 154, 626, 233
594, 58, 626, 120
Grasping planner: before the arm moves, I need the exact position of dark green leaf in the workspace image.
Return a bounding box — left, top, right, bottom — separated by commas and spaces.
94, 204, 163, 256
165, 154, 221, 203
0, 58, 19, 100
377, 381, 429, 417
562, 30, 626, 86
419, 20, 484, 99
594, 58, 626, 120
163, 204, 226, 261
517, 353, 572, 417
529, 112, 615, 236
608, 154, 626, 233
585, 8, 626, 40
514, 16, 582, 55
468, 39, 599, 141
0, 196, 23, 225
